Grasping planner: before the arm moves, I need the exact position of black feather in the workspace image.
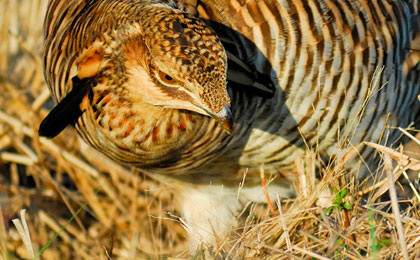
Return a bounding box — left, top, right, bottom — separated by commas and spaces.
39, 76, 94, 138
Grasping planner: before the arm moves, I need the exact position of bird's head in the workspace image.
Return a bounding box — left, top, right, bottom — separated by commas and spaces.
85, 4, 233, 133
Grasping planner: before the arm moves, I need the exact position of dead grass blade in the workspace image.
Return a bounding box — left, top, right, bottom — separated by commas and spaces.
12, 209, 35, 259
383, 154, 409, 260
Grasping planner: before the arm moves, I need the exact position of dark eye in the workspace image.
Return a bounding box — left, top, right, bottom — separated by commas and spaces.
158, 70, 177, 84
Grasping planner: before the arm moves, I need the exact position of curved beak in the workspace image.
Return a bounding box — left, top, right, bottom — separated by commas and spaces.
211, 104, 233, 134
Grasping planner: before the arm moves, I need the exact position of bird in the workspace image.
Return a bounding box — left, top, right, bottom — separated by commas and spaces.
40, 0, 420, 251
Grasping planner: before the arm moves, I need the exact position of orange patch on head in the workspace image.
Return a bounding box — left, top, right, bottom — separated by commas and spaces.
77, 44, 104, 79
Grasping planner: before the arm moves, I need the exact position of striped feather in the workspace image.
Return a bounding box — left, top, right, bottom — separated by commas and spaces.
196, 0, 420, 174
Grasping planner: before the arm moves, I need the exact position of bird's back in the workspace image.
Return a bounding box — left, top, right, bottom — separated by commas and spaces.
194, 0, 420, 178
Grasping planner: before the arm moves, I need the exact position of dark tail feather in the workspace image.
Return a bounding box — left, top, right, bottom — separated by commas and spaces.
39, 76, 93, 138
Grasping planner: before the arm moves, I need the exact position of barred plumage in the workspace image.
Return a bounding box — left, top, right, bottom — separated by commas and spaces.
41, 0, 420, 249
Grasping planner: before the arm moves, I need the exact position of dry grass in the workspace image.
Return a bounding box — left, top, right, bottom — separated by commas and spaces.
1, 1, 420, 259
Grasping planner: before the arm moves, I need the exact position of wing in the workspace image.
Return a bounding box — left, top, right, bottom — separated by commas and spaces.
196, 0, 420, 94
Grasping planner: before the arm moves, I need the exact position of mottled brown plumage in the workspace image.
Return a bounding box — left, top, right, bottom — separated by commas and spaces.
41, 0, 420, 250
41, 1, 234, 168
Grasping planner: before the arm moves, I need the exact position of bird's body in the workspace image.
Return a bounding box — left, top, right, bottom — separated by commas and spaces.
42, 0, 420, 250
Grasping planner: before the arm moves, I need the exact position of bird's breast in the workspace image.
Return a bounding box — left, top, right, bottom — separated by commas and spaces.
77, 87, 230, 168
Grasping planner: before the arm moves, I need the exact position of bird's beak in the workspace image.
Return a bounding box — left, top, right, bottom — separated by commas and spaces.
192, 103, 233, 134
210, 104, 233, 134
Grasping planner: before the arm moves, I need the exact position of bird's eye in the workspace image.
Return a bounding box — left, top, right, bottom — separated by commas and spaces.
158, 70, 177, 84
